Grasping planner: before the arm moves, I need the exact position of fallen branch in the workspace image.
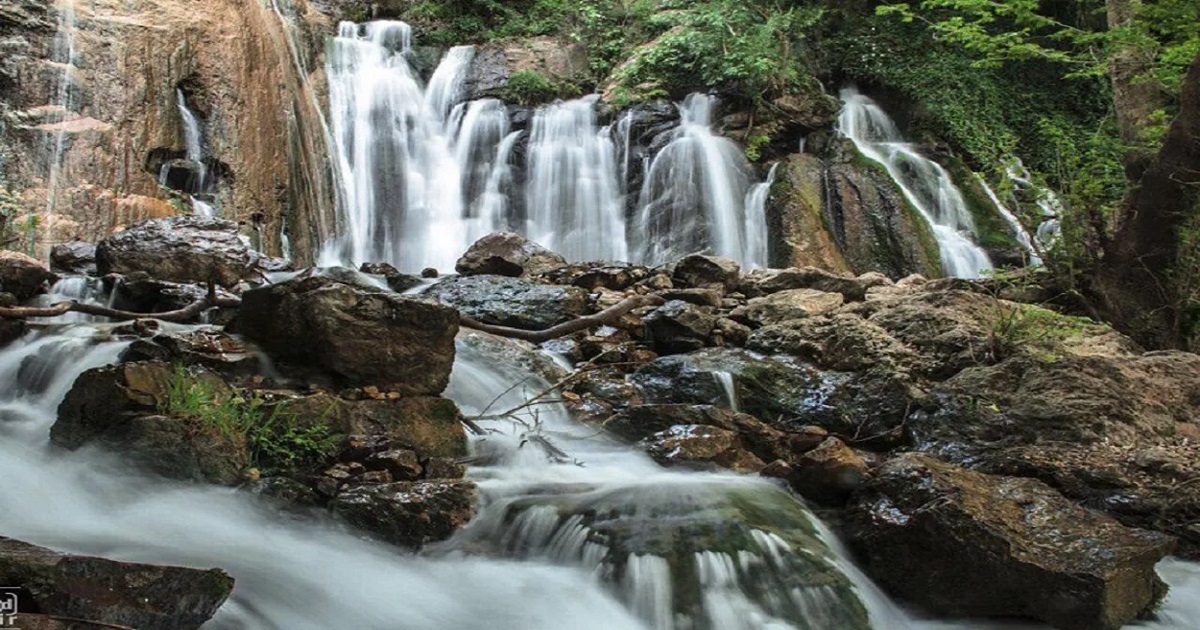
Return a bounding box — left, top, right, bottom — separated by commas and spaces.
0, 283, 241, 323
459, 294, 664, 343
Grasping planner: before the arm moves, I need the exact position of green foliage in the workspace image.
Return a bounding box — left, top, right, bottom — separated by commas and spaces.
496, 70, 578, 105
610, 1, 825, 99
162, 364, 340, 475
744, 133, 771, 162
985, 301, 1106, 362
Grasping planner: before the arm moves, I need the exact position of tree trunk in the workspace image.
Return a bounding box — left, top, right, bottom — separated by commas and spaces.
1106, 0, 1164, 179
1091, 52, 1200, 349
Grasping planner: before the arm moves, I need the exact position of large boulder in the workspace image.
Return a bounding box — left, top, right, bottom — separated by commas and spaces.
741, 288, 844, 325
670, 254, 741, 292
329, 480, 477, 548
764, 154, 852, 272
236, 275, 458, 394
0, 250, 56, 300
845, 454, 1174, 629
455, 232, 566, 277
604, 404, 792, 464
421, 274, 587, 330
463, 38, 590, 104
95, 216, 269, 288
640, 424, 766, 472
273, 392, 468, 459
49, 240, 97, 274
641, 299, 716, 354
0, 536, 233, 630
51, 362, 250, 485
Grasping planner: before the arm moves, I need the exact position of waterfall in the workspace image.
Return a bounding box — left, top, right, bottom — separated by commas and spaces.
452, 99, 513, 244
837, 88, 993, 278
1006, 161, 1064, 251
977, 174, 1041, 266
634, 94, 760, 267
742, 163, 779, 270
524, 97, 628, 262
323, 21, 466, 271
41, 0, 79, 247
428, 46, 476, 123
164, 89, 216, 217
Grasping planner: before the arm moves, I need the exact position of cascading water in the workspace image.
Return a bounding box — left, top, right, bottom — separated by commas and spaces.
163, 89, 216, 217
634, 95, 762, 268
977, 174, 1041, 265
743, 163, 779, 269
1005, 161, 1064, 251
838, 88, 993, 278
451, 98, 515, 244
42, 0, 79, 240
525, 97, 628, 262
323, 21, 470, 271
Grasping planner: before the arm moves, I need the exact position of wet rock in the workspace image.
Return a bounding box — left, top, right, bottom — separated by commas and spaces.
845, 454, 1174, 629
455, 232, 567, 277
51, 362, 250, 485
359, 262, 425, 292
282, 394, 468, 459
605, 404, 791, 464
236, 275, 458, 395
742, 288, 844, 325
423, 275, 587, 330
96, 216, 270, 288
120, 326, 261, 378
765, 154, 852, 272
670, 254, 740, 292
785, 437, 870, 505
49, 240, 97, 274
654, 287, 723, 307
244, 477, 323, 510
463, 38, 589, 104
107, 273, 236, 315
544, 262, 652, 291
330, 480, 477, 548
0, 250, 56, 300
641, 424, 766, 472
642, 299, 716, 354
423, 457, 467, 480
746, 266, 871, 301
365, 449, 424, 481
0, 536, 233, 630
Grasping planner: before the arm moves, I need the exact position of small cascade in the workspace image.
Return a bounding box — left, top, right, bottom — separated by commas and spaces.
451, 98, 514, 243
712, 370, 740, 413
1006, 161, 1064, 250
162, 89, 216, 217
977, 174, 1042, 265
324, 22, 495, 272
634, 95, 761, 267
838, 88, 993, 278
524, 97, 628, 262
742, 163, 779, 270
42, 0, 80, 237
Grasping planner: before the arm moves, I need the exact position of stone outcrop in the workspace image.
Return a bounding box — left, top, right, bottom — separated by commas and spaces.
329, 480, 477, 548
845, 454, 1174, 629
0, 250, 56, 300
236, 275, 458, 394
96, 216, 272, 287
49, 240, 97, 274
455, 232, 567, 277
0, 536, 233, 630
463, 38, 590, 103
422, 274, 588, 330
0, 0, 335, 261
51, 362, 250, 485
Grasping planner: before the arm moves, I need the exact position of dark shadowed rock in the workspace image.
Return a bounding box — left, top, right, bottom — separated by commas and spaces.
422, 274, 587, 330
671, 254, 741, 292
642, 299, 717, 354
96, 216, 269, 287
0, 250, 56, 300
640, 424, 766, 472
49, 240, 97, 274
785, 437, 870, 505
330, 480, 477, 548
237, 275, 458, 394
0, 536, 233, 630
455, 232, 567, 277
278, 393, 468, 459
50, 362, 249, 485
120, 326, 262, 378
845, 454, 1174, 629
604, 404, 791, 464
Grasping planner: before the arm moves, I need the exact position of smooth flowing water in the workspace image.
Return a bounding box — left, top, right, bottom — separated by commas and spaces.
635, 95, 762, 267
42, 0, 79, 228
838, 88, 993, 278
977, 174, 1041, 265
2, 281, 1199, 628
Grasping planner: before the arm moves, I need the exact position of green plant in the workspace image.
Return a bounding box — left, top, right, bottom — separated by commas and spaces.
744, 133, 771, 162
161, 364, 341, 474
498, 70, 578, 106
985, 301, 1106, 362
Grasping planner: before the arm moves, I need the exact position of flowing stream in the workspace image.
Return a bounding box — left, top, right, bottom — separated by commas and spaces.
838, 88, 993, 278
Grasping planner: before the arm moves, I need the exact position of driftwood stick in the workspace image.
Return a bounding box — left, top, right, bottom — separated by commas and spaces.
459, 294, 664, 343
0, 292, 241, 323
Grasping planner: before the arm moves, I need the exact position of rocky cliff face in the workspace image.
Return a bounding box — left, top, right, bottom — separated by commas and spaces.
0, 0, 336, 261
